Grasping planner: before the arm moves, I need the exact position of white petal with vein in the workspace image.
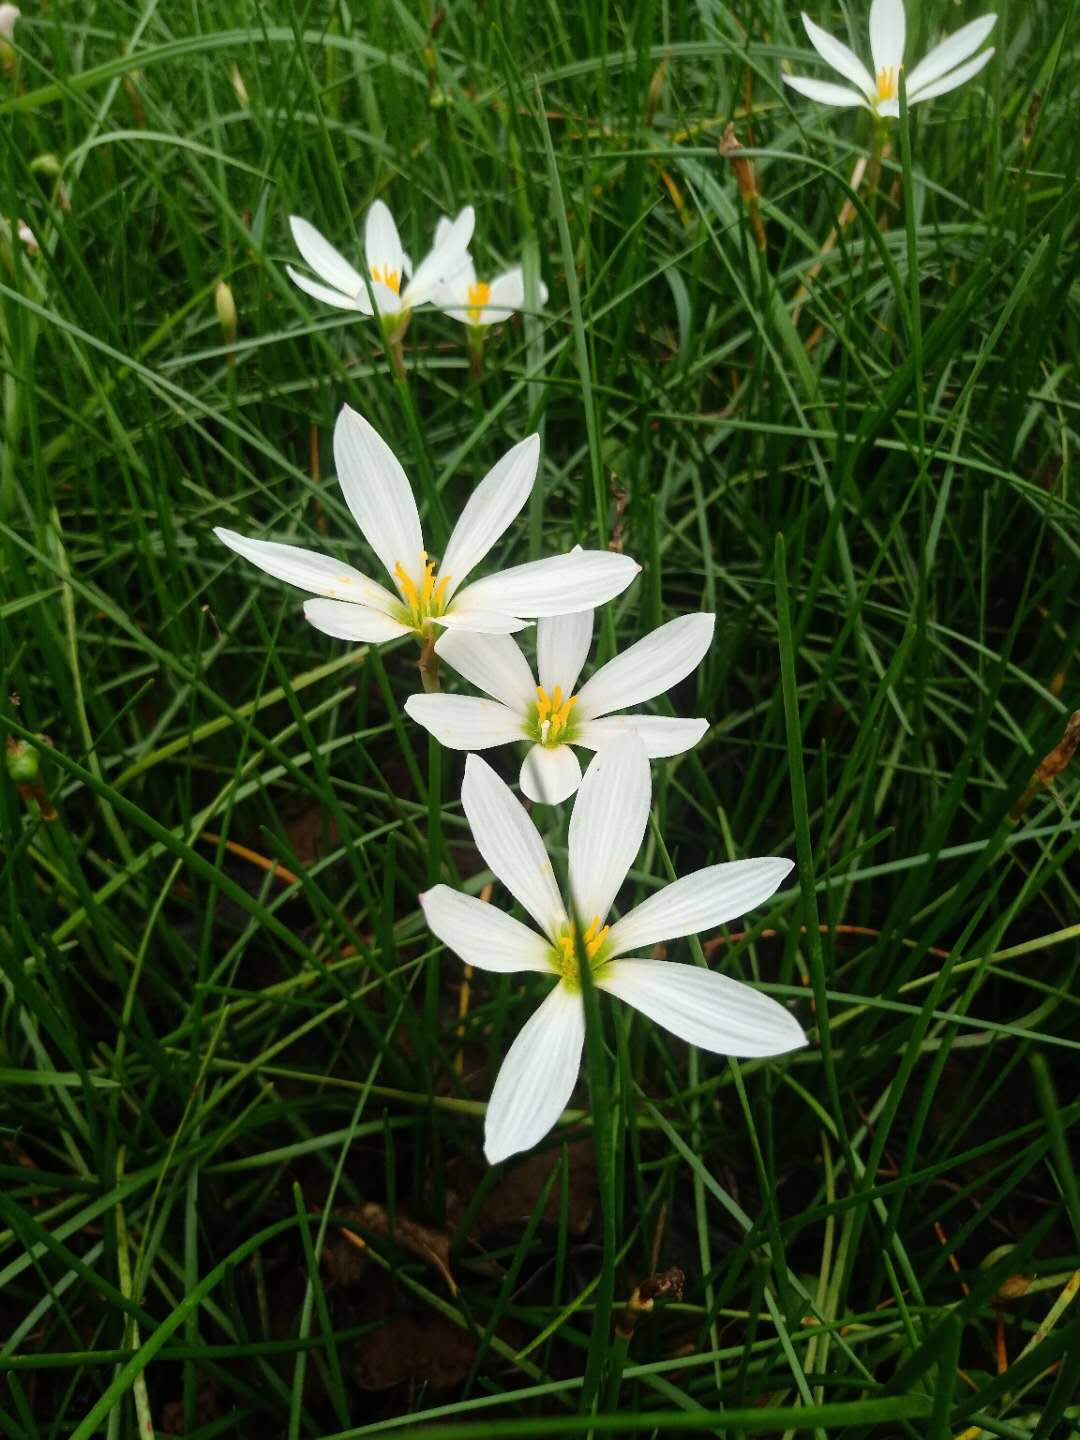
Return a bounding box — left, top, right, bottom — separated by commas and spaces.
364, 200, 404, 282
800, 12, 875, 96
455, 550, 640, 620
605, 858, 794, 959
462, 754, 568, 939
214, 528, 399, 610
782, 73, 869, 108
868, 0, 906, 77
404, 694, 526, 749
520, 743, 582, 805
286, 266, 369, 313
906, 16, 996, 97
419, 885, 552, 974
568, 736, 651, 927
537, 609, 593, 696
908, 46, 994, 104
576, 715, 708, 759
439, 435, 540, 597
333, 406, 424, 587
575, 613, 714, 720
303, 598, 413, 643
484, 983, 585, 1164
289, 216, 366, 298
598, 960, 806, 1056
435, 630, 537, 710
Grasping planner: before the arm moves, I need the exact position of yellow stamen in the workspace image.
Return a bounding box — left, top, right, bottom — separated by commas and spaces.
876, 65, 899, 102
535, 685, 578, 744
553, 916, 610, 983
466, 279, 491, 326
394, 551, 452, 630
371, 263, 401, 295
394, 559, 421, 615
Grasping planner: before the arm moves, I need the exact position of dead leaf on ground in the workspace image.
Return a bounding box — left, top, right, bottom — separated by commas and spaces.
448, 1140, 596, 1239
333, 1203, 456, 1295
353, 1317, 475, 1391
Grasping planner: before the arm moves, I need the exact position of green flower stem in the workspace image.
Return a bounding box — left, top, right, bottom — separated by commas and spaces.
418, 637, 440, 694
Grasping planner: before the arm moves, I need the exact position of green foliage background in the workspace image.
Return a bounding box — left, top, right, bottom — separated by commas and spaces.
1, 0, 1077, 1434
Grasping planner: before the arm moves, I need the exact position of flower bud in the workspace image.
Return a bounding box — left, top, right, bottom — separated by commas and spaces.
230, 64, 249, 108
215, 280, 238, 345
6, 736, 39, 783
0, 5, 17, 72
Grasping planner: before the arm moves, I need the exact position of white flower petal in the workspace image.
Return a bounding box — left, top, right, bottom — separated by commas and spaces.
475, 267, 525, 324
575, 613, 714, 721
364, 199, 404, 283
214, 527, 400, 610
303, 597, 413, 643
598, 960, 806, 1057
908, 45, 994, 104
484, 982, 585, 1164
782, 72, 871, 108
289, 216, 366, 299
403, 694, 526, 749
286, 265, 370, 314
537, 610, 593, 696
454, 550, 640, 621
419, 885, 552, 974
437, 609, 532, 635
333, 406, 424, 589
576, 715, 708, 759
369, 278, 404, 316
800, 12, 875, 96
405, 206, 476, 308
501, 268, 548, 311
434, 630, 537, 711
605, 857, 794, 959
461, 754, 568, 939
567, 735, 651, 928
520, 744, 582, 805
906, 15, 996, 97
438, 435, 540, 597
868, 0, 906, 78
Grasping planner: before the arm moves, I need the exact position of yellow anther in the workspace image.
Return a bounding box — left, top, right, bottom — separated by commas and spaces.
552, 917, 610, 982
394, 560, 421, 614
394, 552, 451, 629
535, 686, 578, 745
371, 263, 401, 295
876, 65, 899, 101
466, 279, 491, 326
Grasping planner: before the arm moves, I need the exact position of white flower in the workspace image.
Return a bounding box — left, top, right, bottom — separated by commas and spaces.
286, 200, 474, 322
783, 0, 996, 119
420, 736, 806, 1164
404, 610, 714, 804
214, 406, 640, 644
431, 219, 549, 329
0, 4, 18, 66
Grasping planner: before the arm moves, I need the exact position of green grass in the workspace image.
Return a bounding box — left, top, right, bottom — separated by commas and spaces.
2, 0, 1079, 1434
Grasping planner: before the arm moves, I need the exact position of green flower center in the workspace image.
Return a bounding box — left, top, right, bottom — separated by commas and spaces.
528, 685, 579, 747
550, 916, 610, 988
394, 551, 452, 634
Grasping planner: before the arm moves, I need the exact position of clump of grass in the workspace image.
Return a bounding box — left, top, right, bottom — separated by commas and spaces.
1, 2, 1078, 1436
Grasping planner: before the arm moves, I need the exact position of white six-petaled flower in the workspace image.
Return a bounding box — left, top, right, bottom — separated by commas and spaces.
431, 217, 549, 330
783, 0, 996, 119
287, 200, 474, 324
404, 609, 714, 804
420, 735, 806, 1164
214, 407, 640, 644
